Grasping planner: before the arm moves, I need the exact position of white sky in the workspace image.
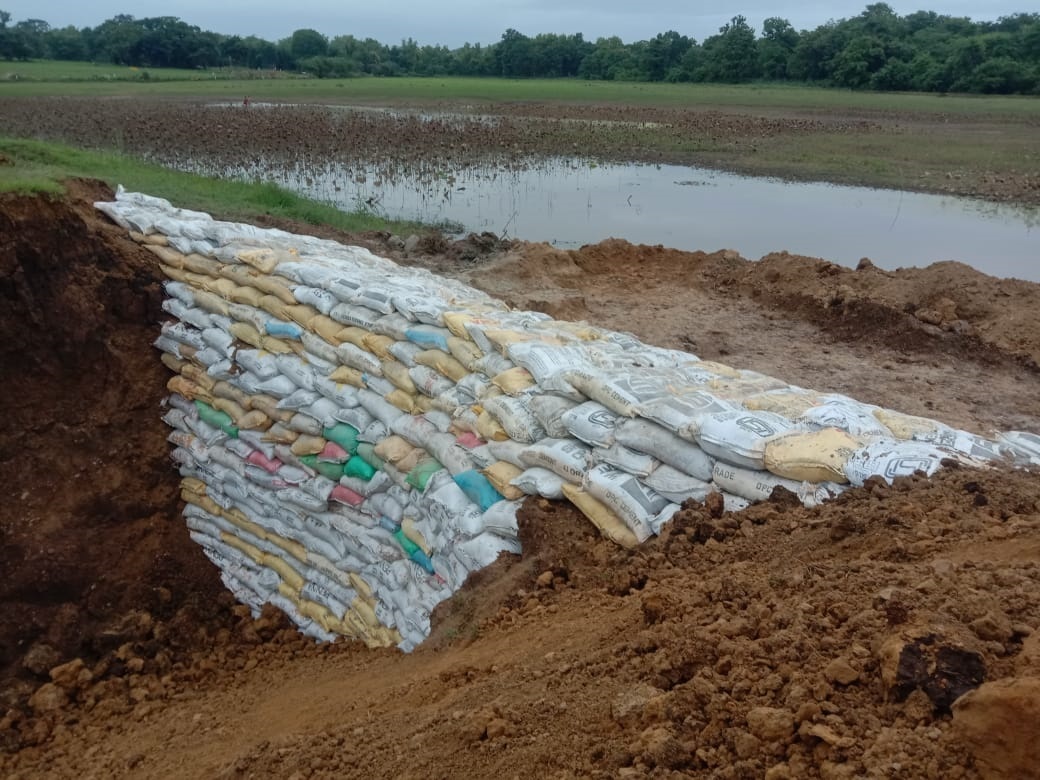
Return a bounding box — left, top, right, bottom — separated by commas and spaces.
3, 1, 1029, 46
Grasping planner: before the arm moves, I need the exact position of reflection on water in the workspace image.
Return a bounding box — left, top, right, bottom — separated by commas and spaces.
186, 154, 1040, 282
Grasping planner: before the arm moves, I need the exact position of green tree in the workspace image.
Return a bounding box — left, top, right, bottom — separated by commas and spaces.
758, 17, 799, 79
699, 15, 759, 82
288, 28, 327, 60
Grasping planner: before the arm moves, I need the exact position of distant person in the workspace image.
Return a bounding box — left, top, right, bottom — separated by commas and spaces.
243, 96, 251, 107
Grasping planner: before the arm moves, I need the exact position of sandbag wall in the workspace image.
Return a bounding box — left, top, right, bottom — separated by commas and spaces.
97, 188, 1040, 651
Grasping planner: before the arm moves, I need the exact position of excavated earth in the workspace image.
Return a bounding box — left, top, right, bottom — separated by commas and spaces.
1, 182, 1039, 779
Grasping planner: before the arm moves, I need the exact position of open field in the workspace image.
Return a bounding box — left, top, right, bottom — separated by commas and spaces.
2, 69, 1039, 117
1, 91, 1037, 206
0, 60, 299, 83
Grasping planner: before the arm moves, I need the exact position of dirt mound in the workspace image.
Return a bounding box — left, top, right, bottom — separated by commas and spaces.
0, 183, 232, 713
2, 186, 1040, 778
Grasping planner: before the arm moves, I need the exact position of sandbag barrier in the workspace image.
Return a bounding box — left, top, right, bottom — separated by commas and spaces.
96, 188, 1040, 651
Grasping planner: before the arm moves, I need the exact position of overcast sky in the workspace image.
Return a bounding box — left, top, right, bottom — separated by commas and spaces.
2, 1, 1029, 47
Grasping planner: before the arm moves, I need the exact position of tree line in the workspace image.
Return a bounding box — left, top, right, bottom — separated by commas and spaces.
1, 4, 1038, 94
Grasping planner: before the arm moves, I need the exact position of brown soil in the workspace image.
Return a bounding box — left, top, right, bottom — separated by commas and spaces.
1, 185, 1039, 778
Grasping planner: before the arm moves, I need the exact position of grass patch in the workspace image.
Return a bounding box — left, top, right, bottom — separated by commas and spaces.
0, 59, 300, 83
0, 136, 425, 234
1, 73, 1038, 118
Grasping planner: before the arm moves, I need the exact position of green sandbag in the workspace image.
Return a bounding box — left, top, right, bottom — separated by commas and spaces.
298, 455, 346, 481
406, 457, 444, 491
356, 442, 384, 471
195, 400, 238, 437
393, 528, 421, 557
343, 455, 376, 481
323, 423, 360, 454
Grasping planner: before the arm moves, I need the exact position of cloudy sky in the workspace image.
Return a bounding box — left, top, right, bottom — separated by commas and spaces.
2, 1, 1028, 46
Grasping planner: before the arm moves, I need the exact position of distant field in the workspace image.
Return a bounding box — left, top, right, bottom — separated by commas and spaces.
1, 66, 1038, 117
0, 59, 300, 83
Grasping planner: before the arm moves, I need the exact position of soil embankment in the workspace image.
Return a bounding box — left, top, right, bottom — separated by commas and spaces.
1, 185, 1039, 778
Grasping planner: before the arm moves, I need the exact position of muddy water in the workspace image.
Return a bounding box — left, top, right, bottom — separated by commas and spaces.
211, 156, 1040, 281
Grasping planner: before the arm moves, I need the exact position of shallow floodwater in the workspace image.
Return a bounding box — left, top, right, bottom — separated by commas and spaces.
203, 156, 1040, 281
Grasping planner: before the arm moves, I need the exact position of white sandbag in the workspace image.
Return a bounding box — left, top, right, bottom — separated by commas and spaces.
843, 439, 949, 486
999, 431, 1040, 466
483, 499, 524, 537
487, 439, 527, 469
520, 438, 591, 484
454, 532, 521, 571
564, 370, 673, 417
561, 401, 619, 448
711, 462, 804, 503
615, 419, 715, 482
583, 464, 665, 542
640, 391, 735, 436
510, 467, 565, 500
800, 399, 891, 439
529, 395, 579, 438
642, 464, 714, 504
482, 396, 545, 444
589, 443, 657, 478
914, 427, 1006, 462
696, 410, 799, 470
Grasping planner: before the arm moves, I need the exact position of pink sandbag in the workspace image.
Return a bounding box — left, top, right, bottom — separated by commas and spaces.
330, 484, 365, 506
455, 431, 484, 449
246, 450, 283, 474
318, 441, 349, 463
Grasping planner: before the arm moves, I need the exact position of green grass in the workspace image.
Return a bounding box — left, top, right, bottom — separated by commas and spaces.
0, 136, 425, 233
1, 69, 1038, 117
0, 59, 300, 82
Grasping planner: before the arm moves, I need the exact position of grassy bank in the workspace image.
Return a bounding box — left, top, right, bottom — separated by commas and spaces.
0, 137, 424, 233
2, 66, 1038, 117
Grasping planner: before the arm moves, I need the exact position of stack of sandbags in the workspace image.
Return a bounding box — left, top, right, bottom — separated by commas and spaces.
96, 187, 1026, 650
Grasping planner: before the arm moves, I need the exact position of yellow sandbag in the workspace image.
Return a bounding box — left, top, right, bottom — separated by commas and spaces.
363, 333, 396, 360
491, 366, 536, 396
348, 572, 374, 601
230, 285, 265, 307
298, 598, 337, 632
284, 304, 320, 329
210, 381, 250, 408
381, 360, 417, 395
181, 490, 223, 518
395, 446, 424, 473
763, 429, 859, 484
262, 422, 299, 444
180, 477, 207, 496
482, 461, 525, 500
261, 552, 305, 591
401, 517, 431, 555
485, 328, 539, 354
158, 264, 190, 283
181, 253, 222, 277
235, 247, 282, 274
329, 366, 364, 388
874, 408, 940, 440
416, 349, 469, 382
561, 483, 639, 549
160, 353, 187, 374
258, 294, 290, 320
696, 360, 742, 379
249, 394, 296, 423
477, 410, 510, 442
374, 435, 417, 464
146, 244, 188, 267
310, 315, 345, 345
167, 375, 211, 404
212, 397, 247, 424
199, 277, 238, 299
338, 326, 370, 349
229, 322, 263, 348
191, 289, 230, 317
744, 389, 822, 418
443, 312, 476, 339
413, 394, 435, 413
277, 581, 300, 600
221, 509, 271, 548
353, 598, 381, 630
291, 434, 327, 456
220, 531, 265, 565
130, 230, 167, 246
259, 335, 295, 355
447, 336, 483, 370
237, 410, 272, 431
179, 363, 216, 391
386, 389, 419, 414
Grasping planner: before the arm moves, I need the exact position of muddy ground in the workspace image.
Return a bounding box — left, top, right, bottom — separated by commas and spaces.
1, 96, 1038, 205
1, 183, 1039, 778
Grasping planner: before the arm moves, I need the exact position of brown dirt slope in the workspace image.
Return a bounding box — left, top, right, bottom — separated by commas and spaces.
1, 186, 1039, 778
